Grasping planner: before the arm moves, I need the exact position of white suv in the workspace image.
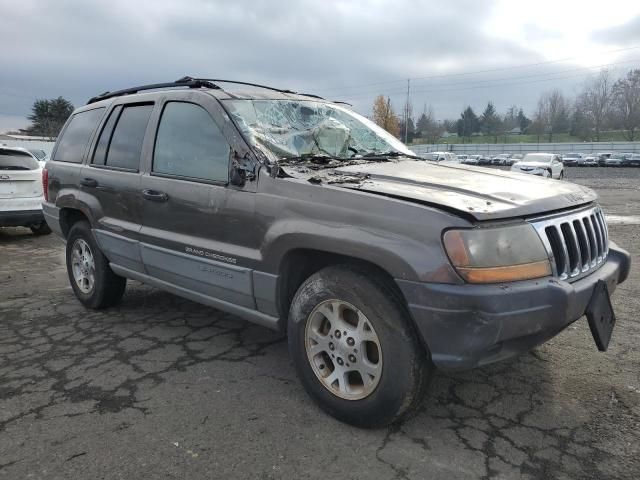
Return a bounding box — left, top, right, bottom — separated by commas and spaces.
0, 146, 51, 234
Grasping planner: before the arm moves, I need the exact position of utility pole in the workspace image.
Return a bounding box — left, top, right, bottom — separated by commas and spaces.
404, 79, 410, 144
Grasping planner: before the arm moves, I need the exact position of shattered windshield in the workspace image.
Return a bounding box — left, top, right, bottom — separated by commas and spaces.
223, 99, 414, 161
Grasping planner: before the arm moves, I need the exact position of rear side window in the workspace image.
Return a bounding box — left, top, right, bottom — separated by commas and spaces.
98, 104, 153, 171
53, 108, 105, 163
153, 102, 229, 182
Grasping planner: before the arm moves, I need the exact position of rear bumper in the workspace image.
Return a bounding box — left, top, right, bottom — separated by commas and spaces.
397, 244, 631, 370
42, 202, 64, 237
0, 209, 44, 227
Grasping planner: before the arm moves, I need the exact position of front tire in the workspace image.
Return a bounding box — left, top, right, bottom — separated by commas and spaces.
288, 265, 433, 428
66, 220, 126, 309
559, 170, 564, 180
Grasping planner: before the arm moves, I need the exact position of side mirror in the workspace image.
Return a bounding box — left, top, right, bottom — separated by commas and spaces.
230, 151, 256, 187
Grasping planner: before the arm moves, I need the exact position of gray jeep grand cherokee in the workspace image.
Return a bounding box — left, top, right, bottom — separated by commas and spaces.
42, 78, 630, 427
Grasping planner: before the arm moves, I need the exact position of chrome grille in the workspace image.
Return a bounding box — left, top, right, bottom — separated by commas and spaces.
530, 206, 608, 281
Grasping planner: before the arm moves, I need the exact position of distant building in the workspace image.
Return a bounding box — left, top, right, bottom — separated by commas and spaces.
509, 127, 522, 135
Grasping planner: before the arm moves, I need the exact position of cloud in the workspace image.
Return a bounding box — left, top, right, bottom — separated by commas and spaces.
593, 15, 640, 45
0, 0, 638, 131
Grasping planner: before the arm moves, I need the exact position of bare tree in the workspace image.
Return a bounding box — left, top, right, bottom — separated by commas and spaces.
534, 89, 570, 142
575, 70, 612, 141
611, 69, 640, 141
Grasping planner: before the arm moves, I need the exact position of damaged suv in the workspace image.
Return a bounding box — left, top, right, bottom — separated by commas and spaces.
42, 78, 630, 428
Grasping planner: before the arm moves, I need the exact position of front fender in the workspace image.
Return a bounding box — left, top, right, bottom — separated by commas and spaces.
260, 219, 462, 284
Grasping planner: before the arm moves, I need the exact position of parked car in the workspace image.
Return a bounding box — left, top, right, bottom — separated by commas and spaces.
510, 153, 564, 179
622, 154, 640, 167
562, 153, 582, 166
425, 151, 457, 163
491, 154, 512, 165
462, 154, 480, 165
42, 78, 630, 427
0, 146, 52, 234
583, 155, 598, 167
477, 155, 492, 165
456, 154, 468, 162
604, 155, 624, 167
597, 152, 613, 166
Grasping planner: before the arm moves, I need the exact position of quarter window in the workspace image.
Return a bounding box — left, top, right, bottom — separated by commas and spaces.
53, 108, 105, 163
153, 102, 229, 182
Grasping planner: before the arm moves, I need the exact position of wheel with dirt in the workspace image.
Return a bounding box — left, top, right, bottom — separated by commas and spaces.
288, 264, 433, 428
65, 220, 126, 309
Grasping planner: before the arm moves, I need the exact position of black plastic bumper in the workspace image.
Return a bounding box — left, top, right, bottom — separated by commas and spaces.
0, 209, 44, 228
397, 244, 631, 370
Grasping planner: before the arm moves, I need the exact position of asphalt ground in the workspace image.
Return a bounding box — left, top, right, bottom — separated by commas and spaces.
1, 166, 639, 479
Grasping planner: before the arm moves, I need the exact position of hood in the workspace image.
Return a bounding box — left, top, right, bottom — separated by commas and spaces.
327, 160, 595, 221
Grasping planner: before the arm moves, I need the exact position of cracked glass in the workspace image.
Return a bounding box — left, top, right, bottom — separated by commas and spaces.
223, 99, 413, 160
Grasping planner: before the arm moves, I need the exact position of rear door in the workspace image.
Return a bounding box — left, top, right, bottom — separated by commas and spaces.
139, 93, 258, 309
82, 102, 154, 273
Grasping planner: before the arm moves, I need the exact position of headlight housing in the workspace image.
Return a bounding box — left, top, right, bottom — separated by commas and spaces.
443, 224, 551, 283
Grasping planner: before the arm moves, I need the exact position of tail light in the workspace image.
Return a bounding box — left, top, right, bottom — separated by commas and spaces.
42, 168, 49, 202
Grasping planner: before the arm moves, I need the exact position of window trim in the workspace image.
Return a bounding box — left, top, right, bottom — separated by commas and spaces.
91, 102, 153, 172
151, 100, 230, 186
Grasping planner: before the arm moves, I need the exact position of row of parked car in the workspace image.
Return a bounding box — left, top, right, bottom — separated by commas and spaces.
560, 152, 640, 167
425, 151, 640, 167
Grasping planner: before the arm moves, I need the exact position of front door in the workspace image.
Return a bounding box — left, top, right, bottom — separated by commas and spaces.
139, 95, 258, 309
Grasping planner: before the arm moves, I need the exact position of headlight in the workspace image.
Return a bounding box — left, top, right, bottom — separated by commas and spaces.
443, 224, 551, 283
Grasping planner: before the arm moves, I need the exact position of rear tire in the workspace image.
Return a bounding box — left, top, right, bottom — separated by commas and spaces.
66, 220, 126, 309
30, 221, 51, 235
288, 264, 433, 428
559, 170, 564, 180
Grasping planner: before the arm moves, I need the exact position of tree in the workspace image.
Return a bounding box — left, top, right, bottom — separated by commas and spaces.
372, 95, 400, 137
611, 69, 640, 141
22, 97, 74, 138
415, 105, 443, 144
534, 89, 570, 142
517, 108, 531, 133
575, 70, 612, 141
456, 106, 478, 142
480, 102, 501, 142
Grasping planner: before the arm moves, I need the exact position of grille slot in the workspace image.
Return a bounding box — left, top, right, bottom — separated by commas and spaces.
531, 206, 609, 281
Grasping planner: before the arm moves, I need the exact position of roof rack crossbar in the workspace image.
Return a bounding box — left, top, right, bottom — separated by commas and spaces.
184, 77, 326, 100
86, 78, 219, 105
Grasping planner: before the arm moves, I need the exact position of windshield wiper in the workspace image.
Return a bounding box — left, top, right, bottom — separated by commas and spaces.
361, 151, 422, 160
279, 153, 344, 164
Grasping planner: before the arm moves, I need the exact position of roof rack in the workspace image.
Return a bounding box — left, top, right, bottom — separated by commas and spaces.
86, 76, 331, 105
86, 78, 219, 104
185, 77, 326, 100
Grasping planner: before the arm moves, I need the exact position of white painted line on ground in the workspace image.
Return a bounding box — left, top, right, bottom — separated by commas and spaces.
605, 215, 640, 225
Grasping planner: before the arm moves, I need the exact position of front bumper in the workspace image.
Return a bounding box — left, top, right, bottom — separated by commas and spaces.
397, 244, 631, 370
0, 209, 45, 227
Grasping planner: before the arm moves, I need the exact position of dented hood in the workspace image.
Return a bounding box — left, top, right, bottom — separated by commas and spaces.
333, 160, 596, 221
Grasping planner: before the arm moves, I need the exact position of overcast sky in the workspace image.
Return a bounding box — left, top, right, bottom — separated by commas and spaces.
1, 0, 640, 132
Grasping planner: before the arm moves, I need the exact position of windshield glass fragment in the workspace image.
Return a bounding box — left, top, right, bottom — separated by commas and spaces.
223, 99, 414, 162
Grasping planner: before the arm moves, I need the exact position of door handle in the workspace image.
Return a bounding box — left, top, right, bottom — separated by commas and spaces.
80, 177, 98, 188
142, 189, 169, 202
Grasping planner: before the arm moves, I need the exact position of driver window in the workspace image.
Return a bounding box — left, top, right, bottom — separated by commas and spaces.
153, 102, 229, 182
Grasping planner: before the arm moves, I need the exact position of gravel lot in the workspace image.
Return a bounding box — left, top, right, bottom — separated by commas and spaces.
1, 167, 639, 480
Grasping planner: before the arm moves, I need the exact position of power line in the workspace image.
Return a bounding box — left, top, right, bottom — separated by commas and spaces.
314, 44, 640, 94
334, 58, 640, 102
